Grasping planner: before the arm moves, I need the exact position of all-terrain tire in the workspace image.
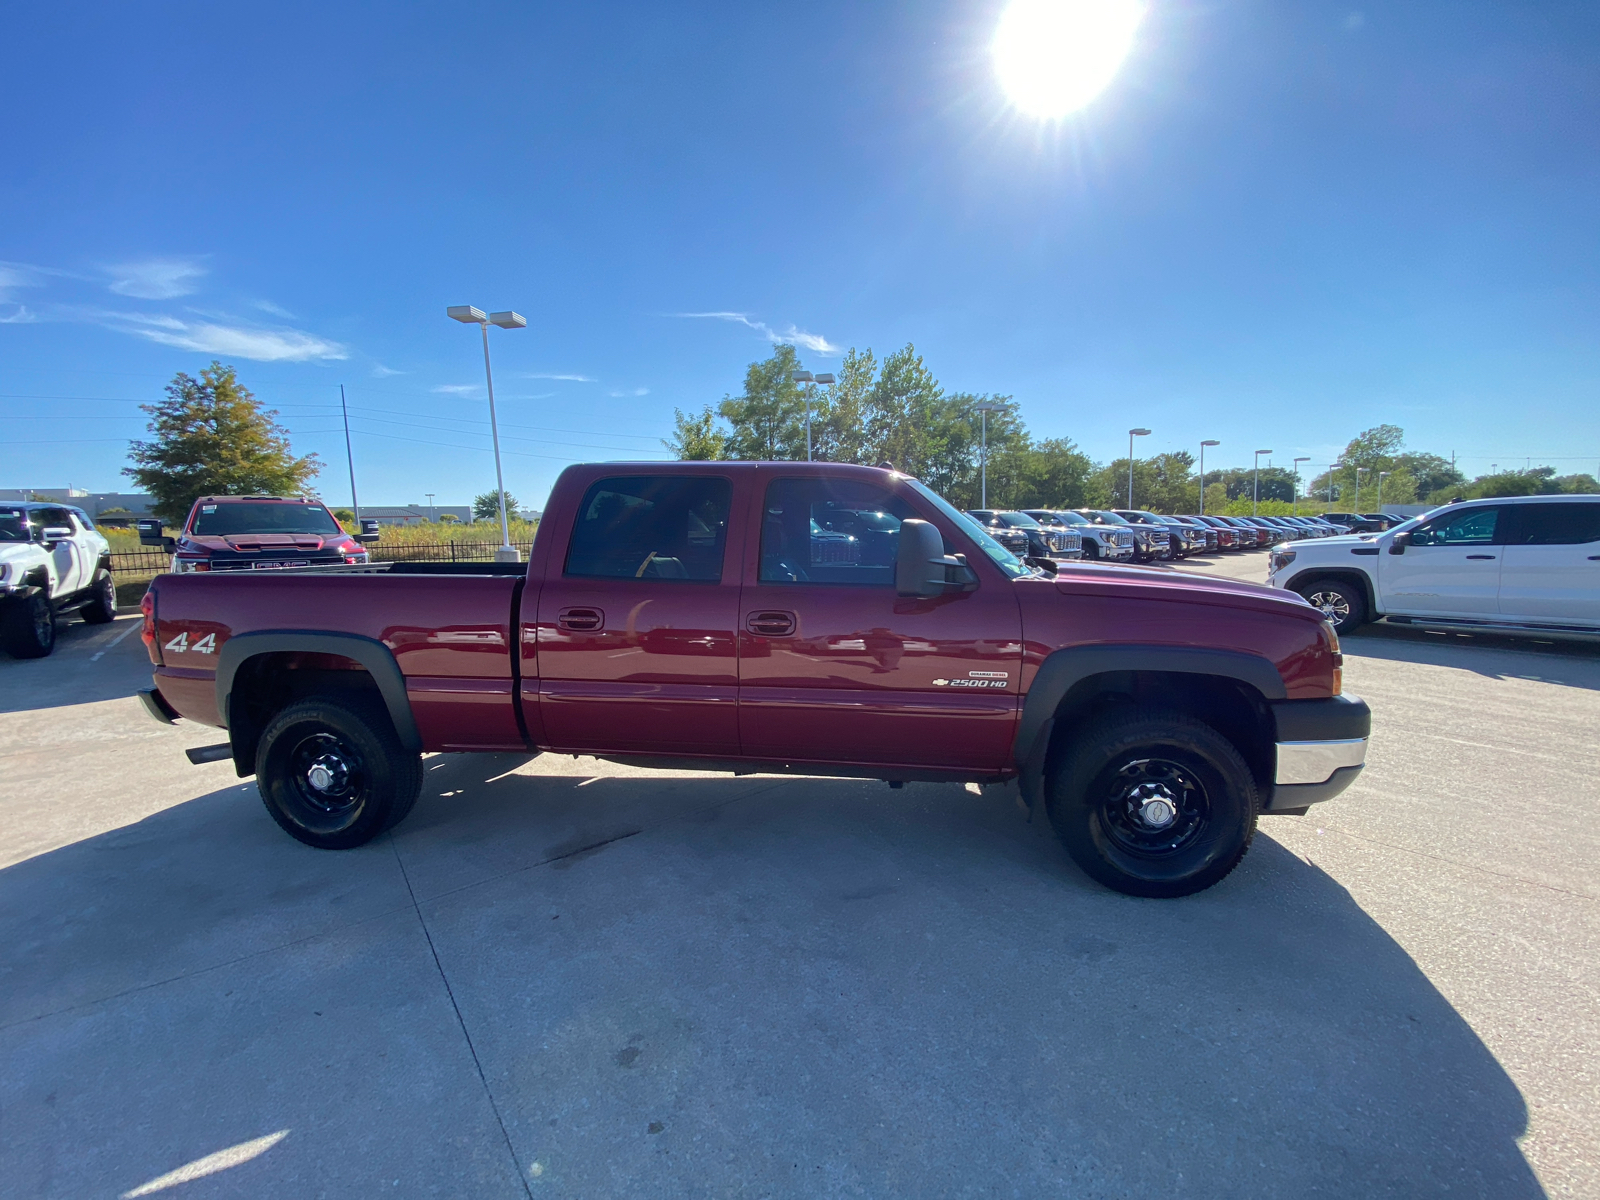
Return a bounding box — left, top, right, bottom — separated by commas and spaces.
255, 695, 423, 849
1296, 576, 1368, 635
3, 590, 57, 659
1046, 706, 1258, 899
80, 568, 117, 624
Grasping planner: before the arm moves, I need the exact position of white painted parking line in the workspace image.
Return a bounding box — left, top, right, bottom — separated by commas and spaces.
91, 621, 142, 662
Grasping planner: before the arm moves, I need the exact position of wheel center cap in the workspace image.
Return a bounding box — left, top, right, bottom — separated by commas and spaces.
1139, 797, 1176, 828
307, 762, 337, 792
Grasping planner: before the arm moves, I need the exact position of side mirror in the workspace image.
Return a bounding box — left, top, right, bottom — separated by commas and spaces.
357, 517, 382, 545
896, 519, 966, 597
41, 525, 72, 545
1388, 531, 1410, 555
136, 519, 165, 547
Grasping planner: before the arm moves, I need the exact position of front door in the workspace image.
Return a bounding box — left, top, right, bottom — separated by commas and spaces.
37, 506, 85, 594
1379, 505, 1504, 617
737, 473, 1023, 773
531, 473, 744, 756
1497, 501, 1600, 626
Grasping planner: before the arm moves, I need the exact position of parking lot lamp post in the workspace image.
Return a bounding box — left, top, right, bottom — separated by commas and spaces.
447, 306, 526, 562
1253, 449, 1273, 516
1198, 440, 1219, 514
1354, 468, 1367, 514
975, 401, 1007, 508
1328, 462, 1343, 505
790, 370, 815, 459
1377, 471, 1390, 511
1292, 457, 1309, 515
1128, 428, 1151, 507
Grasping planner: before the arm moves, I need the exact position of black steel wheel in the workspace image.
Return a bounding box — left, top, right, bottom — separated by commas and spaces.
80, 568, 117, 624
255, 696, 422, 848
3, 590, 57, 659
1296, 577, 1367, 635
1047, 707, 1258, 898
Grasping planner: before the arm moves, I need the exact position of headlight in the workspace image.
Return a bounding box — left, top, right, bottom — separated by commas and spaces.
1271, 549, 1296, 571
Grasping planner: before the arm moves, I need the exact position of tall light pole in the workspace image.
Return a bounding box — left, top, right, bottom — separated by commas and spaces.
788, 370, 836, 460
1253, 448, 1273, 516
1128, 428, 1151, 508
975, 401, 1006, 508
447, 306, 526, 562
1354, 467, 1366, 514
1376, 471, 1390, 512
425, 493, 435, 523
1198, 440, 1219, 514
1328, 462, 1343, 505
339, 385, 360, 521
1292, 457, 1309, 515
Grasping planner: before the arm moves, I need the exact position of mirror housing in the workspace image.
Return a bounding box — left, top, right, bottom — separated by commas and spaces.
40, 525, 72, 545
896, 519, 968, 597
136, 518, 166, 548
357, 517, 382, 545
1388, 531, 1410, 555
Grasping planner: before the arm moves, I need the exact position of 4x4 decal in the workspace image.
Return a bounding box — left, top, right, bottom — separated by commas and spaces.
163, 631, 217, 655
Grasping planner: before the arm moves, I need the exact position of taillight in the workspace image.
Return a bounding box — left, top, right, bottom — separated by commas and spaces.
140, 589, 159, 662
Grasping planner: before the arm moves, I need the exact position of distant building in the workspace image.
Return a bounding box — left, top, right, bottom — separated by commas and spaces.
0, 488, 156, 520
358, 504, 474, 526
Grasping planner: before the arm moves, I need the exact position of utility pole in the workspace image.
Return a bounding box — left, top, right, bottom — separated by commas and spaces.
1128, 428, 1151, 508
425, 493, 435, 523
339, 385, 360, 520
1253, 449, 1273, 516
1292, 457, 1309, 515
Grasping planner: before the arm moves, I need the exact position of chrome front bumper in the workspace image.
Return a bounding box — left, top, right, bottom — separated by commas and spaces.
1265, 695, 1371, 813
1275, 737, 1368, 785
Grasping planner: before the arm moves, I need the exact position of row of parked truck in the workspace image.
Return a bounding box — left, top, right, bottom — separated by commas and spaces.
965, 508, 1398, 565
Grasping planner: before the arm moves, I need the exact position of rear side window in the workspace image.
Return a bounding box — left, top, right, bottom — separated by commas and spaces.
760, 477, 915, 586
1411, 507, 1500, 546
1502, 503, 1600, 546
565, 475, 732, 582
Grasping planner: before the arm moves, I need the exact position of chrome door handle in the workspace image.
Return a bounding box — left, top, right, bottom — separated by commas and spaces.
557, 606, 604, 632
1466, 554, 1496, 560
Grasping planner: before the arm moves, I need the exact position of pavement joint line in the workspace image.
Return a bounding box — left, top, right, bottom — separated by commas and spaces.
1315, 823, 1599, 903
1407, 729, 1600, 764
0, 901, 418, 1034
388, 832, 535, 1199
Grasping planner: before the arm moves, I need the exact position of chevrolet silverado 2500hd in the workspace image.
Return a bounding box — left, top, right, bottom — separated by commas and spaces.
138, 462, 1370, 898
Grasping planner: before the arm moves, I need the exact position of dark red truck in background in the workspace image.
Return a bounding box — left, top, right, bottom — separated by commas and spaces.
137, 462, 1370, 897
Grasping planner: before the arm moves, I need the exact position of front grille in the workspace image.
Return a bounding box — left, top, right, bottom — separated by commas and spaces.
1149, 531, 1169, 545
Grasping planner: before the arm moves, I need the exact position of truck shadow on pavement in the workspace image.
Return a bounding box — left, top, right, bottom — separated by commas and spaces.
0, 755, 1546, 1199
1345, 622, 1600, 689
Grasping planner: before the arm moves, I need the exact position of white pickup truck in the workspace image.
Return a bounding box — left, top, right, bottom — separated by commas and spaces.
0, 502, 116, 658
1267, 494, 1600, 639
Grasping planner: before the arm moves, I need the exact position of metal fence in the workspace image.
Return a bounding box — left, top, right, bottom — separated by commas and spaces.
108, 540, 537, 577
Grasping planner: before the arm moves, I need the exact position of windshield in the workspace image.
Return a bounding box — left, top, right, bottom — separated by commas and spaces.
190, 501, 343, 536
907, 480, 1028, 579
996, 512, 1042, 529
1049, 511, 1089, 525
0, 508, 30, 543
1088, 511, 1130, 524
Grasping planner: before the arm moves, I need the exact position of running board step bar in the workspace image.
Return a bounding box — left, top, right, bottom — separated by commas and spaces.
185, 743, 233, 765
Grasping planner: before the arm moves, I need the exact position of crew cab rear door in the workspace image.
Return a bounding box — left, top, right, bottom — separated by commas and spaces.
1496, 501, 1600, 626
527, 471, 746, 756
736, 471, 1023, 772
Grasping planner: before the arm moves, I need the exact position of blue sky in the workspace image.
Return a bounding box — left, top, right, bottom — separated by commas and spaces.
3, 0, 1597, 508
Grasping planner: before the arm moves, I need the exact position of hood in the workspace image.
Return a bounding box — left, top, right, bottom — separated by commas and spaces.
0, 542, 41, 564
1284, 533, 1372, 549
181, 534, 335, 553
1051, 560, 1322, 620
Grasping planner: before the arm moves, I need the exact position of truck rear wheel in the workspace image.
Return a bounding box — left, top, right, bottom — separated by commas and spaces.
1296, 577, 1367, 635
1046, 707, 1258, 898
80, 568, 117, 624
3, 590, 57, 659
255, 696, 422, 849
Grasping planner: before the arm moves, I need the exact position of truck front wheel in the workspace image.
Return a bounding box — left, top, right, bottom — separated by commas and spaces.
255, 696, 422, 849
3, 590, 57, 659
1296, 577, 1367, 635
1046, 707, 1258, 898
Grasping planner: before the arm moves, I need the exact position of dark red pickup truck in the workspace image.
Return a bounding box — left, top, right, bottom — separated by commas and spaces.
138, 462, 1369, 897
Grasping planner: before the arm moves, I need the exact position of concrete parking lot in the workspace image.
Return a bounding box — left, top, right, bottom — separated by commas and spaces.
3, 550, 1596, 1198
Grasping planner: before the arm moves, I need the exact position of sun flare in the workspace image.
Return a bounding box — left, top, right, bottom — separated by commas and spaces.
992, 0, 1144, 119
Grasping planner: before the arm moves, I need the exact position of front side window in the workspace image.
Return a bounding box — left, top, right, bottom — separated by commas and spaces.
760, 477, 913, 586
907, 480, 1028, 579
1411, 506, 1500, 547
37, 507, 74, 537
191, 502, 342, 536
566, 475, 732, 582
1502, 503, 1600, 546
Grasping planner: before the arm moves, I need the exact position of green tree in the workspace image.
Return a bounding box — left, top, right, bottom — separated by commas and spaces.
718, 345, 808, 460
665, 406, 726, 460
473, 489, 520, 521
437, 512, 460, 524
864, 344, 943, 474
811, 347, 876, 464
124, 362, 321, 525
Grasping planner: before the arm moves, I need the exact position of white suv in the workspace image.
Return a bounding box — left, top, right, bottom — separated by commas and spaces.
1267, 495, 1600, 639
0, 502, 115, 658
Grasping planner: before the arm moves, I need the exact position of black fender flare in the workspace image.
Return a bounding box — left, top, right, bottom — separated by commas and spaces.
215, 630, 422, 754
1013, 644, 1286, 815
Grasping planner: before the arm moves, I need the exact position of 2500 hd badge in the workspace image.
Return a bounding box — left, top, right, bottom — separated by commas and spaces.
933, 672, 1010, 688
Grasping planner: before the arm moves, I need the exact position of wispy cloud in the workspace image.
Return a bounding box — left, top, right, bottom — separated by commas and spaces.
106, 257, 208, 300
608, 387, 650, 397
675, 311, 840, 356
102, 310, 347, 361
0, 305, 38, 324
431, 384, 478, 395
371, 364, 405, 377
0, 260, 74, 297
520, 371, 597, 382
253, 299, 295, 319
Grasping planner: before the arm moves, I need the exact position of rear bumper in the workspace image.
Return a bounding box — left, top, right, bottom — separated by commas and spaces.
1265, 695, 1371, 812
